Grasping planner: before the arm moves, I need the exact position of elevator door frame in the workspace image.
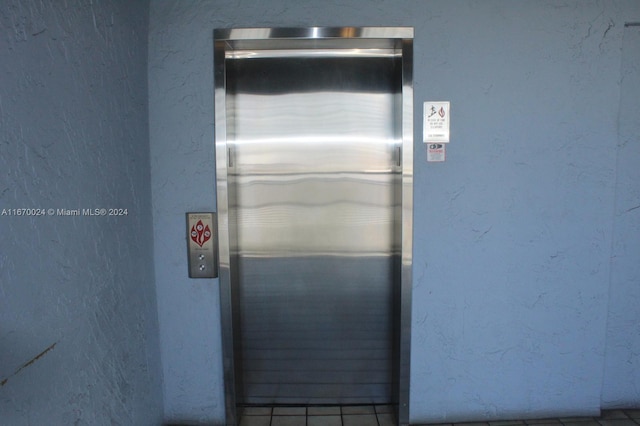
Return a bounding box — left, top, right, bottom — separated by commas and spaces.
214, 27, 413, 426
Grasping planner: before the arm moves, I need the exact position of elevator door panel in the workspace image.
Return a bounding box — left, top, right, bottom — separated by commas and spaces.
227, 53, 401, 405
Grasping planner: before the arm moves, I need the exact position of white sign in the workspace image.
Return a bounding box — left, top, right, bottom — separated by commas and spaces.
427, 143, 446, 162
424, 101, 450, 143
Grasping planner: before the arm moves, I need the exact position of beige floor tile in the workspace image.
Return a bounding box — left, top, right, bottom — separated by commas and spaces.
308, 415, 342, 426
271, 415, 306, 426
240, 414, 271, 426
308, 406, 342, 416
343, 406, 376, 415
343, 414, 379, 426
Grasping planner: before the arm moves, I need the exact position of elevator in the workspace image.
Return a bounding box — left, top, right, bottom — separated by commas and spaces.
214, 28, 413, 426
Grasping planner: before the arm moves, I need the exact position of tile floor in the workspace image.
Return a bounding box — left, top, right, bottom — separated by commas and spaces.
237, 407, 640, 426
240, 405, 395, 426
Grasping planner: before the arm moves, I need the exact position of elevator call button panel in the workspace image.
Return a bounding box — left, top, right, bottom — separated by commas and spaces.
187, 212, 218, 278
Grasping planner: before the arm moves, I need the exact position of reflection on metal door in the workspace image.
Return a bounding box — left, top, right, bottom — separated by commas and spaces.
214, 27, 413, 426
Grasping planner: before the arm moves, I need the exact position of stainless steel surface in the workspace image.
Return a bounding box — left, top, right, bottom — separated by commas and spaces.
187, 212, 218, 278
215, 27, 413, 426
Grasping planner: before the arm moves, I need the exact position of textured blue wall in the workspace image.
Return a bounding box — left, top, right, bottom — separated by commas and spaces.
601, 24, 640, 408
0, 1, 163, 424
147, 0, 640, 424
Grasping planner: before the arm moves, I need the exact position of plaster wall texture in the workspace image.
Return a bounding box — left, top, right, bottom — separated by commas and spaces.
0, 1, 162, 425
601, 24, 640, 408
148, 0, 640, 424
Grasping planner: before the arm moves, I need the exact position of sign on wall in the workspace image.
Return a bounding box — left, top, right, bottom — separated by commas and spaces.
423, 101, 450, 143
426, 143, 446, 162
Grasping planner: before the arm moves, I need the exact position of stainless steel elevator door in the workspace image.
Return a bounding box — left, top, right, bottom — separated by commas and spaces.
226, 50, 402, 405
